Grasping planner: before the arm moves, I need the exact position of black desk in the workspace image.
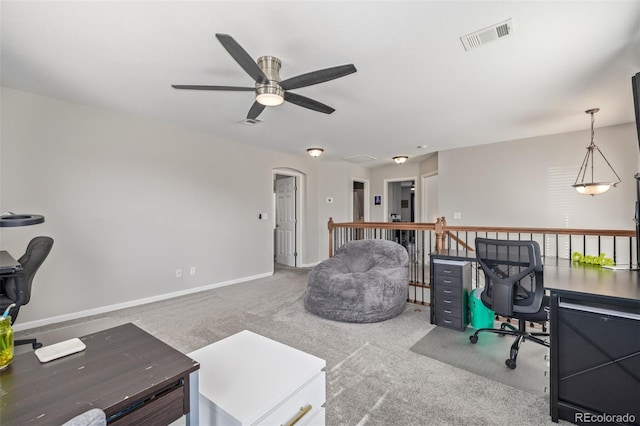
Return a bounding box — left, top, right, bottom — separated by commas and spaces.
0, 323, 200, 425
430, 250, 640, 425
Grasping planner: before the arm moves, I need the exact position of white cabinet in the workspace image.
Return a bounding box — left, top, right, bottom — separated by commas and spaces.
188, 330, 326, 426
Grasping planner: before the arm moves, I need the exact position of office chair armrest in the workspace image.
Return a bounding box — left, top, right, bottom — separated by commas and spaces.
491, 280, 514, 316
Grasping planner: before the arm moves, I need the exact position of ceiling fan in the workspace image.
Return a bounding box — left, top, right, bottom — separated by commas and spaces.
172, 33, 357, 120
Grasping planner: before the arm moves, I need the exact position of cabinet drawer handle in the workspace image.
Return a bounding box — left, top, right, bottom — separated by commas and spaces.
443, 279, 452, 284
285, 404, 313, 426
443, 300, 452, 304
443, 269, 452, 274
444, 319, 452, 324
443, 289, 453, 294
444, 309, 452, 314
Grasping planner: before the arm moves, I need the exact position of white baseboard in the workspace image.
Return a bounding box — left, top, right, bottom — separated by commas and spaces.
13, 271, 273, 332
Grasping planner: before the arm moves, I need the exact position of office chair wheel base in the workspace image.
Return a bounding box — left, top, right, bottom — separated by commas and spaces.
505, 359, 517, 369
469, 335, 478, 344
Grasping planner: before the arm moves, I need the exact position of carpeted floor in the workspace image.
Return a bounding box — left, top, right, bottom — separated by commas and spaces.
17, 265, 567, 425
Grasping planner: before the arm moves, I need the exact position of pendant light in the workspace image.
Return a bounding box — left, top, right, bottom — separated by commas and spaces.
572, 108, 621, 196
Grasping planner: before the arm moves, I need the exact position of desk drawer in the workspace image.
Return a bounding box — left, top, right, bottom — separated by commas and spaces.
434, 275, 462, 288
435, 304, 461, 319
433, 263, 463, 278
436, 295, 461, 309
436, 316, 463, 330
110, 383, 184, 425
257, 371, 325, 426
435, 285, 462, 299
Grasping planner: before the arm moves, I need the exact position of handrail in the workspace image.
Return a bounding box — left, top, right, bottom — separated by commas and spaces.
328, 217, 635, 256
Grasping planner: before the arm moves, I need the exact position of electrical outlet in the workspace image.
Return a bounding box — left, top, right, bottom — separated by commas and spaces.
190, 266, 196, 275
175, 269, 182, 278
453, 212, 462, 219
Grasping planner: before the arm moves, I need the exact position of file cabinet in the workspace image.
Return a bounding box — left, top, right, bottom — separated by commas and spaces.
430, 259, 472, 331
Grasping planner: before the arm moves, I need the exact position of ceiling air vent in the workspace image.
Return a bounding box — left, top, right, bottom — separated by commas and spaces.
343, 154, 377, 163
460, 19, 513, 51
239, 118, 263, 126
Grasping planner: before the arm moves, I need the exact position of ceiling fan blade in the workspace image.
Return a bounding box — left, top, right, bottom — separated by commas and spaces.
284, 92, 335, 114
215, 33, 269, 84
172, 85, 254, 91
247, 101, 266, 120
280, 64, 357, 90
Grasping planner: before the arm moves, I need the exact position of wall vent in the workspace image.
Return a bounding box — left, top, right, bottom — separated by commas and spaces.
460, 19, 513, 51
343, 154, 377, 163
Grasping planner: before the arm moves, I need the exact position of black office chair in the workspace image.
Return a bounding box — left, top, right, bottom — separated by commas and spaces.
469, 238, 549, 369
0, 236, 54, 349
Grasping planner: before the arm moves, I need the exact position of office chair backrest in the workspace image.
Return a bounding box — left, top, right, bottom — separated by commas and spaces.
4, 236, 54, 320
475, 238, 544, 317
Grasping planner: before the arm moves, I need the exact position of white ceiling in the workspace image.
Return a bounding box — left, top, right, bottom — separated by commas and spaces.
2, 1, 639, 167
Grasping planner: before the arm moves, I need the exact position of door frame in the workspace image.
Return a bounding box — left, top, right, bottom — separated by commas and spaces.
272, 168, 305, 267
350, 178, 370, 222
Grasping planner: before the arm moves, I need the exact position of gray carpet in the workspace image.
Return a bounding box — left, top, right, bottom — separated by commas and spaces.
410, 325, 549, 397
17, 265, 566, 426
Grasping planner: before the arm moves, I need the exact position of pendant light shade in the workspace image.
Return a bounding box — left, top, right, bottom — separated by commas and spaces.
572, 108, 621, 196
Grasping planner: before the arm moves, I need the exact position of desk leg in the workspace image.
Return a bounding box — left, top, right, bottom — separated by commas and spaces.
186, 370, 199, 426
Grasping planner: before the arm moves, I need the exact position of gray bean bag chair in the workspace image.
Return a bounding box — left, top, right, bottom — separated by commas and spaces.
304, 239, 409, 323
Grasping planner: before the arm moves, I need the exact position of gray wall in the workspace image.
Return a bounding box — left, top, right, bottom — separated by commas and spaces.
0, 87, 366, 328
438, 123, 638, 229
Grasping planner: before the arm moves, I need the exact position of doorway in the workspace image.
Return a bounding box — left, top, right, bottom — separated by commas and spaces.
384, 177, 417, 250
273, 169, 305, 267
351, 178, 370, 222
384, 178, 416, 223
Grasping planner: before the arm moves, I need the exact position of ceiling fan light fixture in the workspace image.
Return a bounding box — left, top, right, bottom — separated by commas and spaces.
256, 86, 284, 106
307, 148, 324, 158
256, 93, 284, 106
255, 56, 285, 106
393, 156, 409, 164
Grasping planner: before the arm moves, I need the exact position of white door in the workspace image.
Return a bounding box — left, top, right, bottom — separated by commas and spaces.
275, 176, 296, 266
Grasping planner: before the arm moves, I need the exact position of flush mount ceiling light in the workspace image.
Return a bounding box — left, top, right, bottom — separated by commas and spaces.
307, 148, 324, 158
393, 156, 409, 164
572, 108, 622, 196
